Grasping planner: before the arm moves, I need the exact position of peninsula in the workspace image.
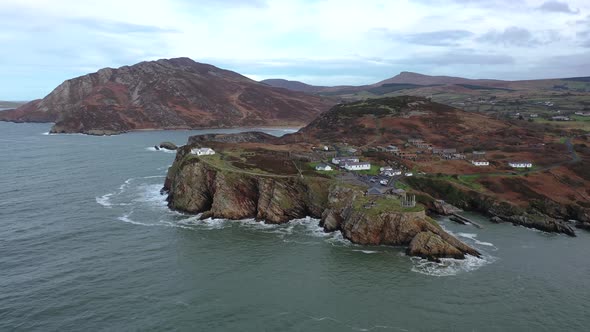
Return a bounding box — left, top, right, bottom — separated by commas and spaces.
162, 96, 589, 260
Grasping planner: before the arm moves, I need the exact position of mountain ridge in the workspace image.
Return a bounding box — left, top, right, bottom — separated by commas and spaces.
0, 57, 334, 135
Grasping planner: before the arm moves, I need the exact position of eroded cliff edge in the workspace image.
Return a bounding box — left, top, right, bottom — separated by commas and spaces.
162, 147, 480, 261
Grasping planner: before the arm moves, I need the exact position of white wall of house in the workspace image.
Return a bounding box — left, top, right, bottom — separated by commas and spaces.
316, 165, 333, 171
471, 160, 489, 166
191, 148, 215, 156
344, 163, 371, 171
332, 157, 359, 165
509, 162, 532, 168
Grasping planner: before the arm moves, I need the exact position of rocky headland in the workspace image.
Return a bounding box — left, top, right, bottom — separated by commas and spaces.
162, 143, 481, 262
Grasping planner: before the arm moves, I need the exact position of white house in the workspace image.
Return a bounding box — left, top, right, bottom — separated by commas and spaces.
386, 145, 399, 152
382, 169, 402, 177
471, 160, 490, 166
509, 161, 533, 168
344, 162, 371, 171
191, 147, 215, 156
404, 172, 414, 177
332, 157, 359, 165
380, 166, 393, 172
315, 163, 333, 171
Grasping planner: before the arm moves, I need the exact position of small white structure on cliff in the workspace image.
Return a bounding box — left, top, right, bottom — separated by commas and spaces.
471, 160, 489, 166
315, 163, 333, 171
191, 147, 215, 156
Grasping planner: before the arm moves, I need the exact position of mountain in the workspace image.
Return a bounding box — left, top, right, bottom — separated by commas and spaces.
260, 79, 326, 93
0, 58, 334, 135
374, 71, 506, 87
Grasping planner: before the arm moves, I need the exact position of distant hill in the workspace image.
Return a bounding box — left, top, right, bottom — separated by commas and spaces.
0, 58, 334, 135
260, 79, 326, 93
0, 101, 26, 109
374, 71, 506, 87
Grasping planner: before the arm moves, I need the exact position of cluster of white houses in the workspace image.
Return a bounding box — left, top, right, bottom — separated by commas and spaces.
315, 157, 372, 172
331, 157, 372, 171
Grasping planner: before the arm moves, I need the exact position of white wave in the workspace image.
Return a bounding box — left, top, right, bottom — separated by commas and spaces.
410, 253, 496, 277
458, 232, 495, 247
134, 183, 168, 207
352, 250, 380, 254
41, 132, 50, 136
146, 147, 176, 154
118, 212, 156, 227
96, 193, 113, 207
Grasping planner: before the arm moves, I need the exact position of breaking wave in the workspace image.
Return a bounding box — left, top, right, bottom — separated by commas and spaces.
458, 232, 496, 248
99, 176, 498, 276
410, 253, 497, 277
146, 147, 176, 153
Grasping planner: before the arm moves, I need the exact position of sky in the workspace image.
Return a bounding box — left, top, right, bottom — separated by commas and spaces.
1, 0, 590, 100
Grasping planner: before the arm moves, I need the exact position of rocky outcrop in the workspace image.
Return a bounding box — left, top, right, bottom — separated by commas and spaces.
0, 57, 333, 134
164, 153, 480, 261
164, 154, 326, 224
432, 199, 462, 215
159, 142, 178, 150
407, 177, 577, 236
188, 131, 277, 145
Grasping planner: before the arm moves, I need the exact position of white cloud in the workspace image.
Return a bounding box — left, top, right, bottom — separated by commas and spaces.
0, 0, 589, 99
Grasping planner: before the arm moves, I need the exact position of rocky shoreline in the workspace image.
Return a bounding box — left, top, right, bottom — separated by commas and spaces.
409, 177, 579, 237
162, 146, 480, 262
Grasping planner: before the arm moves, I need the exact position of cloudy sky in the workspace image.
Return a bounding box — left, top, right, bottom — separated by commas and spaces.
1, 0, 590, 100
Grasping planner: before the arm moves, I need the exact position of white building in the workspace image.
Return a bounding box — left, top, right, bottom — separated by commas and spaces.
191, 147, 215, 156
380, 166, 393, 172
509, 161, 533, 168
382, 169, 402, 177
332, 157, 359, 165
315, 163, 333, 171
404, 172, 414, 177
344, 162, 371, 171
471, 160, 490, 166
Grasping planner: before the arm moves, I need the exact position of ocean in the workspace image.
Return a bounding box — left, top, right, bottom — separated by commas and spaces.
1, 122, 589, 331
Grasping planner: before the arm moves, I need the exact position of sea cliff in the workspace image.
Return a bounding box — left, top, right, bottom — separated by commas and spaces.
163, 146, 480, 261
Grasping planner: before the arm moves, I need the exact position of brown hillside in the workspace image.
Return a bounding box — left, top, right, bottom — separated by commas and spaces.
0, 58, 334, 134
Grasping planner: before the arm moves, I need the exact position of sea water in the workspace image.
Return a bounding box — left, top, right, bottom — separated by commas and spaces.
1, 122, 589, 331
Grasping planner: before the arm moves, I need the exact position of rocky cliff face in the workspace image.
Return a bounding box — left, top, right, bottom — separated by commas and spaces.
164, 149, 480, 261
0, 58, 333, 135
409, 177, 577, 236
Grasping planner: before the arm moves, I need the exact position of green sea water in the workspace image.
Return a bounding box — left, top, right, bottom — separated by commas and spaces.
1, 122, 589, 331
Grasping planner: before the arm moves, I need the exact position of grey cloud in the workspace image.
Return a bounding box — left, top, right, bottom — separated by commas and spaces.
373, 29, 474, 46
396, 51, 514, 66
531, 52, 590, 77
577, 30, 590, 47
402, 30, 474, 46
538, 1, 579, 14
477, 27, 540, 47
